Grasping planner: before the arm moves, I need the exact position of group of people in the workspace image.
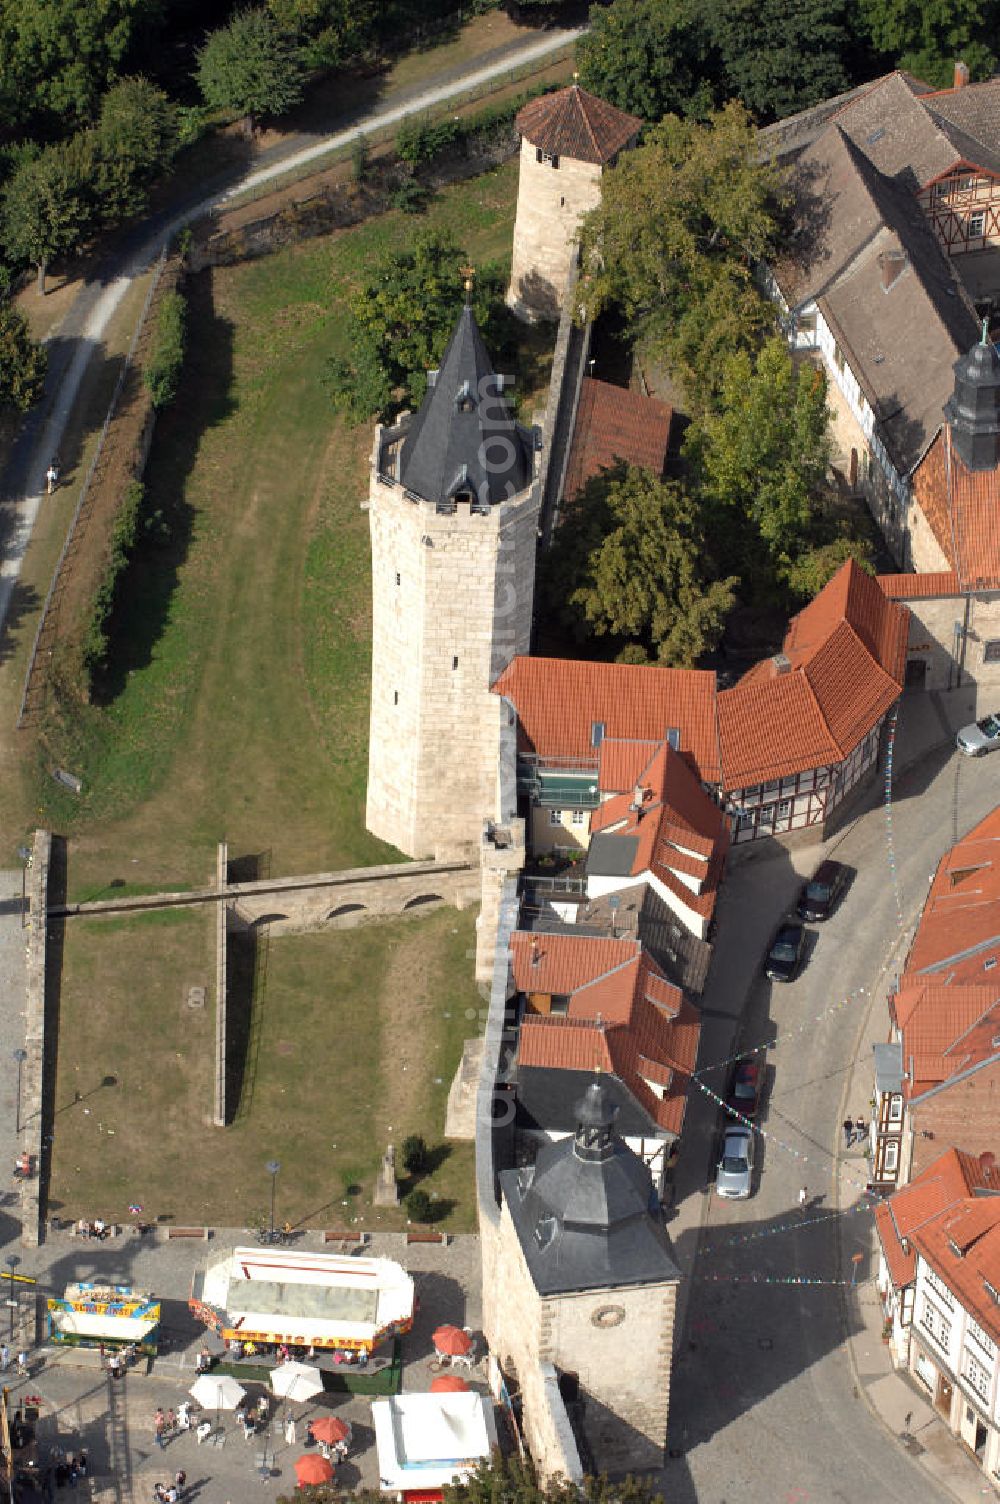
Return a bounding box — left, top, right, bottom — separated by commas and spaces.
106, 1343, 137, 1379
76, 1218, 111, 1240
151, 1471, 185, 1503
842, 1116, 870, 1148
236, 1395, 270, 1442
53, 1451, 88, 1487
1, 1345, 31, 1376
12, 1150, 33, 1180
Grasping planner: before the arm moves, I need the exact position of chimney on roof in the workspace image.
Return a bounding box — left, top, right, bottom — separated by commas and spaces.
900, 1236, 910, 1255
631, 783, 644, 813
981, 1151, 997, 1179
771, 652, 791, 676
878, 248, 909, 292
954, 60, 970, 89
531, 937, 540, 967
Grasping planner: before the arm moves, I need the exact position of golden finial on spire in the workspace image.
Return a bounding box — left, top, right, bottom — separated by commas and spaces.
460, 264, 475, 304
573, 70, 579, 84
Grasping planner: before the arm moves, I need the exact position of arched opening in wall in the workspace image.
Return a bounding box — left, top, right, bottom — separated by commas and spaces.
327, 903, 367, 920
252, 913, 287, 927
403, 894, 444, 909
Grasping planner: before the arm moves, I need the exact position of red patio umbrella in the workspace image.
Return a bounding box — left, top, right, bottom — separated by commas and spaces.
432, 1325, 472, 1356
430, 1374, 469, 1393
310, 1415, 352, 1446
295, 1454, 334, 1487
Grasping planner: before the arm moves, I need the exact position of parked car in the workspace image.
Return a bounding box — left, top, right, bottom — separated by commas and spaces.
797, 860, 849, 922
956, 713, 1000, 756
716, 1125, 754, 1200
724, 1060, 761, 1120
764, 919, 805, 982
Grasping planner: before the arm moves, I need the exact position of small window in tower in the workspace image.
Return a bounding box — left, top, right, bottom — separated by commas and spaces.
559, 195, 565, 208
395, 571, 401, 586
394, 691, 399, 706
539, 150, 559, 169
452, 655, 459, 670
454, 490, 473, 507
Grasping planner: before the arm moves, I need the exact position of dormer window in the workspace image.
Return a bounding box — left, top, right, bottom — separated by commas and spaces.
536, 148, 559, 169
534, 1215, 557, 1249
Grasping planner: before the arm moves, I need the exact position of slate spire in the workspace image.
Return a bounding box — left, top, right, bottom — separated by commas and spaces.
944, 322, 1000, 472
397, 303, 533, 509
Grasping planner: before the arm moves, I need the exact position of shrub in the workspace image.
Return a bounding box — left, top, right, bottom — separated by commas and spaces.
83, 480, 145, 673
406, 1189, 433, 1223
402, 1135, 428, 1175
144, 289, 186, 410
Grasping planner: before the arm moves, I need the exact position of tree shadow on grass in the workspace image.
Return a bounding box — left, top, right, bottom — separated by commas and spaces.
399, 1142, 452, 1198
91, 272, 236, 706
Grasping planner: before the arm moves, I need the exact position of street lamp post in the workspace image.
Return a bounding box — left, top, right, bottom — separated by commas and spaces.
266, 1160, 281, 1243
16, 847, 30, 931
5, 1257, 18, 1342
12, 1050, 26, 1138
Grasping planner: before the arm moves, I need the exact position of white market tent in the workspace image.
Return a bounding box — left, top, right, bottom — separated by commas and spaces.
372, 1392, 498, 1494
193, 1246, 415, 1350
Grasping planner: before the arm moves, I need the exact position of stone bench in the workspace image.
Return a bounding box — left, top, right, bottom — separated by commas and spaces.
323, 1230, 369, 1245
165, 1226, 210, 1240
405, 1231, 449, 1245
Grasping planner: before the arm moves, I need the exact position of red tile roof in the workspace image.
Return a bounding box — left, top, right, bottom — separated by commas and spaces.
515, 85, 642, 165
562, 378, 673, 502
510, 930, 700, 1136
598, 738, 663, 793
891, 982, 1000, 1096
909, 1195, 1000, 1344
589, 741, 729, 923
493, 657, 721, 782
905, 804, 1000, 980
878, 570, 960, 599
912, 427, 1000, 590
717, 560, 908, 786
875, 1147, 997, 1290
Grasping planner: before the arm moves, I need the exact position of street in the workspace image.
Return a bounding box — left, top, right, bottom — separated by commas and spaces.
663, 688, 993, 1503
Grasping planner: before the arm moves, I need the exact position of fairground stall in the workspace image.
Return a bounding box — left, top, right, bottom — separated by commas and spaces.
372, 1392, 498, 1502
189, 1247, 415, 1354
46, 1283, 160, 1354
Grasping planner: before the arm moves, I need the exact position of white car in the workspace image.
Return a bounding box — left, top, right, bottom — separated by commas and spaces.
716, 1126, 754, 1200
956, 713, 1000, 756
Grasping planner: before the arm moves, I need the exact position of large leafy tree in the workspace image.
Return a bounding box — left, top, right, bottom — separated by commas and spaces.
707, 0, 852, 121
267, 0, 378, 68
0, 302, 47, 411
576, 0, 717, 122
196, 7, 304, 134
0, 0, 161, 136
578, 103, 785, 409
685, 334, 833, 573
543, 463, 738, 665
93, 77, 179, 219
324, 232, 508, 419
856, 0, 997, 85
1, 139, 97, 294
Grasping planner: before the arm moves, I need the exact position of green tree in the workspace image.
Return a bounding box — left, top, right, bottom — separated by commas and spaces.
324, 232, 508, 419
1, 138, 97, 293
0, 302, 47, 411
780, 535, 873, 599
546, 464, 738, 665
406, 1188, 433, 1223
267, 0, 378, 69
0, 0, 162, 136
144, 289, 187, 409
401, 1135, 428, 1175
94, 76, 179, 219
685, 335, 833, 568
578, 103, 785, 409
577, 0, 717, 122
707, 0, 851, 121
856, 0, 997, 84
196, 7, 304, 135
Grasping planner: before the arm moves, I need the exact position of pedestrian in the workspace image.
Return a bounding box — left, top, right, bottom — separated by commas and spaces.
154, 1407, 166, 1449
45, 462, 59, 495
334, 1439, 348, 1463
0, 1344, 10, 1371
798, 1185, 808, 1212
304, 1420, 316, 1448
176, 1402, 192, 1432
241, 1412, 255, 1443
284, 1414, 296, 1445
842, 1118, 854, 1148
174, 1469, 186, 1493
195, 1347, 211, 1375
855, 1115, 867, 1145
77, 1451, 88, 1478
165, 1407, 176, 1436
195, 1420, 212, 1445
68, 1455, 79, 1488
15, 1351, 28, 1376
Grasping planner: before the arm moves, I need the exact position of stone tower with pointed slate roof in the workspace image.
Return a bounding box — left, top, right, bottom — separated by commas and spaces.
366, 303, 541, 858
486, 1077, 680, 1474
507, 84, 641, 320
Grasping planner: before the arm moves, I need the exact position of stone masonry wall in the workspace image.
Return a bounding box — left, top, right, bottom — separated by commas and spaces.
905, 590, 1000, 690
507, 139, 602, 320
366, 455, 539, 859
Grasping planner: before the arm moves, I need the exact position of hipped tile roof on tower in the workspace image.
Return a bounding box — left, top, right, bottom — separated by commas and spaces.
515, 85, 642, 165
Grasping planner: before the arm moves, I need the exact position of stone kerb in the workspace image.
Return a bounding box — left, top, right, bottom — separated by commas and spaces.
22, 829, 51, 1247
213, 841, 228, 1129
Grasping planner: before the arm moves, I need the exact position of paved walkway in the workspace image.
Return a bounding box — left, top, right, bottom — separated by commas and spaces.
0, 21, 583, 643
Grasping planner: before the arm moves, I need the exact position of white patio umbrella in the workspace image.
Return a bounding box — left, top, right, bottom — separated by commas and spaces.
189, 1374, 247, 1411
270, 1361, 325, 1404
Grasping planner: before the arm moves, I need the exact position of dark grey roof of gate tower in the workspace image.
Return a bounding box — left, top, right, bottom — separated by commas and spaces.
499, 1077, 679, 1295
397, 304, 534, 507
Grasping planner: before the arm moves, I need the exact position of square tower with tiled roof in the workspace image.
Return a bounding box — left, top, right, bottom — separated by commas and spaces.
507, 84, 641, 321
366, 301, 541, 858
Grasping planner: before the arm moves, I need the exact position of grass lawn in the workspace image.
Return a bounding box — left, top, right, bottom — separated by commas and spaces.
48, 905, 483, 1230
6, 157, 537, 893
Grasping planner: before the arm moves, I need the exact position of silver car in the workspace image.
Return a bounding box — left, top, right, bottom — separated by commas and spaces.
716, 1125, 754, 1200
956, 713, 1000, 756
